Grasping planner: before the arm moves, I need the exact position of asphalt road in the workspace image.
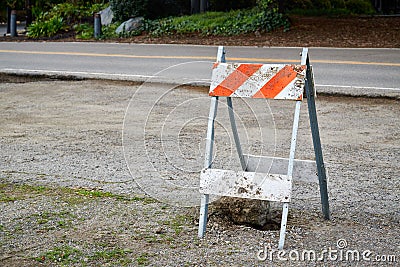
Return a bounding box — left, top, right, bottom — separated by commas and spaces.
0, 42, 399, 97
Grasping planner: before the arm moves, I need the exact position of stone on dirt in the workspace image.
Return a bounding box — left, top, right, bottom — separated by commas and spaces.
214, 197, 273, 228
116, 17, 144, 35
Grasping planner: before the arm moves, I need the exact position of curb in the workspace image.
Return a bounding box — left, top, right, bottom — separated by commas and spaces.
1, 70, 399, 100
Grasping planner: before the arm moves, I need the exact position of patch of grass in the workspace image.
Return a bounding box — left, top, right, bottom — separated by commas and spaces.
31, 210, 76, 230
75, 188, 116, 198
74, 188, 157, 203
90, 248, 132, 265
162, 214, 193, 235
35, 245, 82, 265
131, 195, 159, 204
0, 183, 50, 202
0, 181, 157, 205
136, 252, 150, 265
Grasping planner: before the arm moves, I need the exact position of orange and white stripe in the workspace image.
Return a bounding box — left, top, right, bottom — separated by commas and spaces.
209, 63, 307, 100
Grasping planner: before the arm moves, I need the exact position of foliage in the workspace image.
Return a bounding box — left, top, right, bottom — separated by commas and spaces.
74, 23, 94, 39
33, 0, 106, 13
27, 15, 65, 37
330, 0, 346, 9
5, 0, 24, 9
286, 0, 376, 15
109, 0, 190, 21
100, 23, 119, 39
208, 0, 257, 11
147, 5, 290, 36
312, 0, 331, 9
27, 2, 108, 38
146, 0, 188, 19
345, 0, 375, 14
110, 0, 148, 22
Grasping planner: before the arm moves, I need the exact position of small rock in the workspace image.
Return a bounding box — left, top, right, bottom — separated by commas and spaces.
214, 197, 275, 229
155, 227, 164, 234
116, 17, 144, 35
99, 6, 113, 26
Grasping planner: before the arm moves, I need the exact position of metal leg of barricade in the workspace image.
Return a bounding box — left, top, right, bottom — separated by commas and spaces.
227, 97, 247, 171
278, 100, 302, 249
198, 96, 219, 238
198, 46, 226, 238
305, 60, 330, 220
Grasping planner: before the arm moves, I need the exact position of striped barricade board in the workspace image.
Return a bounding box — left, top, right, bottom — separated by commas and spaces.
209, 63, 307, 100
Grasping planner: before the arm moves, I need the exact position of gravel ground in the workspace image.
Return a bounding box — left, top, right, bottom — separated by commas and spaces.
0, 75, 399, 266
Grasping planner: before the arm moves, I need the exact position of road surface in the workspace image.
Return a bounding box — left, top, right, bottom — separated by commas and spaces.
0, 42, 399, 97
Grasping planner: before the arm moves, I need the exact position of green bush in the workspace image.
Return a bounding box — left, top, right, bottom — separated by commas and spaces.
27, 2, 108, 38
208, 0, 257, 11
312, 0, 331, 9
148, 6, 289, 36
110, 0, 148, 22
27, 15, 64, 37
330, 0, 346, 9
345, 0, 375, 14
285, 0, 314, 9
146, 0, 184, 19
74, 23, 94, 39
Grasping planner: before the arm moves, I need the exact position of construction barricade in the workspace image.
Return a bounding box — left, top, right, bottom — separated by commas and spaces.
198, 46, 330, 249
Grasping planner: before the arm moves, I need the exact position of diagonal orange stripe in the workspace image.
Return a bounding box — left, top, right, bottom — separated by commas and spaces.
253, 65, 299, 99
210, 63, 262, 96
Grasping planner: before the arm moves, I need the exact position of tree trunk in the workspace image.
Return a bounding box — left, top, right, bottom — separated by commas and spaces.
200, 0, 207, 12
25, 0, 32, 27
6, 6, 11, 34
191, 0, 199, 14
278, 0, 285, 13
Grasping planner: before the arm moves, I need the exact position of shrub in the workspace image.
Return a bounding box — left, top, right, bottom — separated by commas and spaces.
148, 6, 289, 36
330, 0, 346, 9
208, 0, 257, 11
284, 0, 314, 9
27, 15, 64, 37
110, 0, 148, 22
146, 0, 184, 19
74, 23, 94, 39
345, 0, 375, 14
27, 2, 108, 38
312, 0, 331, 9
110, 0, 190, 20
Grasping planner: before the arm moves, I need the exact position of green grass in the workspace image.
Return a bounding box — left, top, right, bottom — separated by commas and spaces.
90, 248, 132, 264
0, 181, 157, 204
136, 252, 150, 265
162, 214, 193, 235
35, 246, 134, 265
0, 183, 50, 202
35, 245, 82, 265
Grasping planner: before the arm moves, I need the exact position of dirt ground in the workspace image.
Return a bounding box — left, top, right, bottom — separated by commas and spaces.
1, 16, 400, 48
0, 74, 399, 266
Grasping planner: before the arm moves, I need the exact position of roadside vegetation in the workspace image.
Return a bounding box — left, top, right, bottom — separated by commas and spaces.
1, 0, 377, 40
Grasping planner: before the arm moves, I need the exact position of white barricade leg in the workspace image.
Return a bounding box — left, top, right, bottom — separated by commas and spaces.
278, 203, 289, 249
278, 100, 302, 249
198, 194, 209, 238
198, 96, 218, 238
